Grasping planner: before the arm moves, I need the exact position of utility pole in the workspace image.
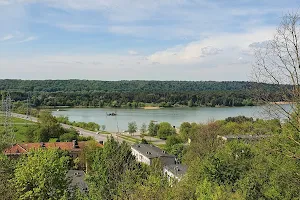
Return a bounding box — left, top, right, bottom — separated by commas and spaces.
26, 93, 32, 122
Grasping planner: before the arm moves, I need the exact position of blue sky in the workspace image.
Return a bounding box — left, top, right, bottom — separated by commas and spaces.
0, 0, 299, 80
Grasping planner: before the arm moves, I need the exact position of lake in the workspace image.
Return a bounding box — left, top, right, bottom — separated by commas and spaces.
52, 105, 291, 132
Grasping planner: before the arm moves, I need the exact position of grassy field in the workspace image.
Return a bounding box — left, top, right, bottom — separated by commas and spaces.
117, 134, 142, 143
0, 117, 37, 143
0, 116, 32, 124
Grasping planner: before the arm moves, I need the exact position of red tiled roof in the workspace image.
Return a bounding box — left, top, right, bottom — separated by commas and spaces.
3, 141, 103, 155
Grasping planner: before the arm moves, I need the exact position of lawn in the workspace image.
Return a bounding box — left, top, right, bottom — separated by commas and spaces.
0, 117, 37, 143
117, 134, 142, 143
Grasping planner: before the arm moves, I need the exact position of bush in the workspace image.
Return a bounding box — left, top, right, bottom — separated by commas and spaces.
158, 122, 176, 139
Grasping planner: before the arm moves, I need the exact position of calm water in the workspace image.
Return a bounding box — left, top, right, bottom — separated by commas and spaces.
52, 105, 291, 132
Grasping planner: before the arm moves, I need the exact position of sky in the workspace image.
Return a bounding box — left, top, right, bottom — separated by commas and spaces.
0, 0, 299, 81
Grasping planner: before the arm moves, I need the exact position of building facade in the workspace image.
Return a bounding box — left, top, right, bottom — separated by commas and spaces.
163, 164, 188, 182
131, 143, 176, 166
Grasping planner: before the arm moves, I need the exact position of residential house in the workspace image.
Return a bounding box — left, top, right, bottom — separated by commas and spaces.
67, 170, 88, 194
3, 140, 103, 158
163, 164, 188, 182
131, 143, 176, 166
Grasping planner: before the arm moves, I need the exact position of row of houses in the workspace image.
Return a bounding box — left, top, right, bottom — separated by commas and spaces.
131, 143, 188, 181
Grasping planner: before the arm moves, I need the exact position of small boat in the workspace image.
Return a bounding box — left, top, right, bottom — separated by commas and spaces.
106, 112, 117, 116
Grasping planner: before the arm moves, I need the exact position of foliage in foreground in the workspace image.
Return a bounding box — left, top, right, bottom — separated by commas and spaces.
13, 148, 70, 199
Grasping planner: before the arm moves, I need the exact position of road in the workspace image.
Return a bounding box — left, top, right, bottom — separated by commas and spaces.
11, 113, 131, 144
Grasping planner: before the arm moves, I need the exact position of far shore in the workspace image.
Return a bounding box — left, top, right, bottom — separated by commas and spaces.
269, 101, 293, 105
37, 103, 269, 110
143, 106, 161, 110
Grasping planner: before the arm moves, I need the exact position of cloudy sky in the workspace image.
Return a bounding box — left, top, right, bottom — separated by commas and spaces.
0, 0, 299, 80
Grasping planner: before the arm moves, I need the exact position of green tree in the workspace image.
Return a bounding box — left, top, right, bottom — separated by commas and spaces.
166, 135, 183, 150
148, 121, 158, 136
36, 111, 64, 142
157, 122, 176, 139
0, 154, 16, 200
167, 143, 185, 162
183, 121, 222, 164
140, 123, 147, 135
79, 140, 102, 172
130, 159, 169, 200
24, 126, 36, 142
179, 122, 192, 141
236, 136, 300, 199
13, 148, 70, 199
101, 125, 106, 131
128, 121, 137, 136
86, 137, 138, 199
59, 128, 78, 142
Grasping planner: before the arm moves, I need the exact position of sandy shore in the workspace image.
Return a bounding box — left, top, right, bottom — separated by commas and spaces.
269, 101, 293, 105
143, 106, 161, 109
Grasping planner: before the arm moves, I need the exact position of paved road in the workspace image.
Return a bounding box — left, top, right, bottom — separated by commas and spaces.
11, 113, 166, 145
11, 113, 129, 143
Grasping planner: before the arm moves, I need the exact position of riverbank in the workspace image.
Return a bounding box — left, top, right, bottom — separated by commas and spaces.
269, 101, 293, 105
39, 104, 256, 110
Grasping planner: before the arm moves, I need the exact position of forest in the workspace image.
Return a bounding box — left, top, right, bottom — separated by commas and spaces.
0, 79, 290, 108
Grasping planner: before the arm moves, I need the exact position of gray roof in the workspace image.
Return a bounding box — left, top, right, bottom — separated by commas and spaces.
67, 170, 88, 193
164, 164, 188, 178
218, 134, 271, 140
131, 144, 175, 159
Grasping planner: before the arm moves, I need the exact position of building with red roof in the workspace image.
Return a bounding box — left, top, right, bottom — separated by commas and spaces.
3, 140, 103, 158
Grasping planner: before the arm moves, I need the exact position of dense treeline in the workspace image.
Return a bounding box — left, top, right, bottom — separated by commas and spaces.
0, 79, 283, 92
0, 79, 290, 107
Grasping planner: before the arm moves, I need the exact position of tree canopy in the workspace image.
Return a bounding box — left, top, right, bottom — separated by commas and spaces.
13, 148, 70, 199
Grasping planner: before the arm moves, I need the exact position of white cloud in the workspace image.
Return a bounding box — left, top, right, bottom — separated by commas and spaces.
0, 34, 14, 41
0, 27, 275, 81
16, 36, 37, 43
0, 0, 296, 81
148, 28, 275, 65
128, 50, 138, 55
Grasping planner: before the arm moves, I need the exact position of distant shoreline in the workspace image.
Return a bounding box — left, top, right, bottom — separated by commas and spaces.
143, 106, 161, 110
48, 104, 256, 110
269, 101, 293, 105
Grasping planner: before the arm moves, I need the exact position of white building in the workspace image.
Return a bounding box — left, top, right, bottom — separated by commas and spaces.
131, 144, 176, 166
163, 164, 188, 182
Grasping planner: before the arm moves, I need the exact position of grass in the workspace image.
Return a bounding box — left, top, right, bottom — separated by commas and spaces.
100, 131, 111, 135
0, 117, 38, 143
0, 116, 34, 124
118, 134, 141, 143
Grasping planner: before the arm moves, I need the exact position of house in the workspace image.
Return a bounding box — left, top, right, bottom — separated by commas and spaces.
131, 143, 176, 166
163, 164, 188, 182
67, 170, 88, 194
217, 134, 271, 142
3, 140, 103, 158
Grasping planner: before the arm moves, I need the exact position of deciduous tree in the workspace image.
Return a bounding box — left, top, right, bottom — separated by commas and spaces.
13, 148, 70, 199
